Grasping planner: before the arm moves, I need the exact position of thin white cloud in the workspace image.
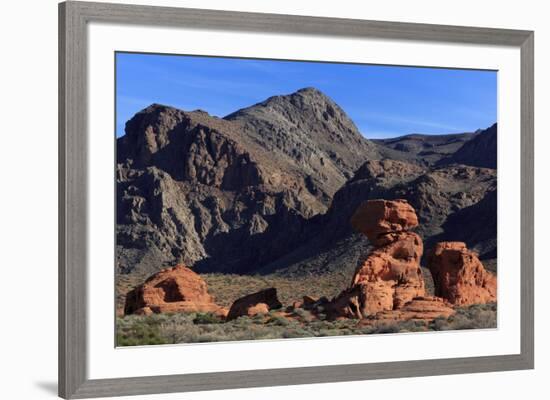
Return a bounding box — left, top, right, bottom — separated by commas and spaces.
357, 111, 461, 132
361, 130, 403, 139
169, 75, 272, 94
119, 58, 276, 96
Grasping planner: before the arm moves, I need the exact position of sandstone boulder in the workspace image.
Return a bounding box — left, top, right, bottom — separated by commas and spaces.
427, 242, 496, 305
226, 288, 282, 321
246, 303, 270, 316
327, 199, 426, 319
350, 199, 418, 244
124, 264, 227, 316
363, 296, 455, 324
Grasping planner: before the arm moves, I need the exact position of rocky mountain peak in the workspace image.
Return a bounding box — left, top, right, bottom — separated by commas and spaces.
226, 86, 354, 129
296, 86, 324, 95
291, 86, 339, 106
224, 87, 380, 201
116, 87, 497, 279
124, 103, 185, 136
116, 89, 382, 275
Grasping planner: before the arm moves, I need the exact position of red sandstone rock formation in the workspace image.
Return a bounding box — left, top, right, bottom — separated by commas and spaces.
362, 296, 455, 324
350, 198, 419, 246
226, 288, 282, 321
426, 242, 497, 306
328, 200, 426, 319
124, 264, 227, 317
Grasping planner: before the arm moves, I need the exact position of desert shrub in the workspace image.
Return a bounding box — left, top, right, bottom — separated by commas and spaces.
370, 323, 401, 334
316, 328, 342, 337
429, 303, 497, 331
290, 307, 312, 321
357, 325, 377, 335
251, 313, 267, 323
412, 322, 428, 332
282, 328, 310, 338
266, 315, 291, 326
116, 302, 497, 346
193, 312, 223, 325
116, 316, 168, 346
316, 312, 328, 321
231, 315, 256, 328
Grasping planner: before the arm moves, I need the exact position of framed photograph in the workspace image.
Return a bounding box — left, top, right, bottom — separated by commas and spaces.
59, 1, 534, 398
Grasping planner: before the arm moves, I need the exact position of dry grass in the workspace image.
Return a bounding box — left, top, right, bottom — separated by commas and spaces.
430, 302, 497, 331
116, 262, 494, 312
202, 271, 350, 308
115, 259, 497, 345
116, 269, 351, 311
116, 303, 497, 346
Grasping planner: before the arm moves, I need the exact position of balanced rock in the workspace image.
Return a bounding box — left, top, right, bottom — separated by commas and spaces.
226, 288, 282, 321
427, 242, 496, 306
328, 199, 426, 319
124, 264, 227, 316
350, 199, 419, 245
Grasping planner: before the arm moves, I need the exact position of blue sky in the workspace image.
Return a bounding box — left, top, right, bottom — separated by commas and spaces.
116, 52, 497, 139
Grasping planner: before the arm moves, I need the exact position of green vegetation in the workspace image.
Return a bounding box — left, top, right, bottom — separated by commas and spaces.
116, 303, 497, 346
116, 265, 497, 347
116, 316, 169, 346
429, 303, 497, 331
193, 312, 224, 325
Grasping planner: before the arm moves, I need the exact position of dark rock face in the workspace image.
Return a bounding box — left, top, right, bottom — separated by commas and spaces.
308, 159, 496, 246
429, 189, 497, 259
373, 132, 478, 166
438, 123, 497, 168
225, 87, 381, 203
116, 89, 378, 275
116, 88, 497, 279
118, 105, 265, 189
259, 159, 496, 277
318, 160, 426, 242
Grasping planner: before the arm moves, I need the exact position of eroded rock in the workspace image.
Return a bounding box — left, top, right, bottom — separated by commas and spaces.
226, 288, 283, 321
124, 264, 227, 316
427, 242, 497, 306
350, 199, 419, 244
364, 296, 455, 324
327, 199, 426, 319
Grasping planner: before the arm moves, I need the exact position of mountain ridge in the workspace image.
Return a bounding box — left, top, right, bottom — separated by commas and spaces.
437, 123, 497, 168
116, 87, 497, 278
116, 88, 381, 275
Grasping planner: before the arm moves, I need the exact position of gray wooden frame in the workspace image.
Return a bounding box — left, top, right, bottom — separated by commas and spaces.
59, 1, 534, 398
